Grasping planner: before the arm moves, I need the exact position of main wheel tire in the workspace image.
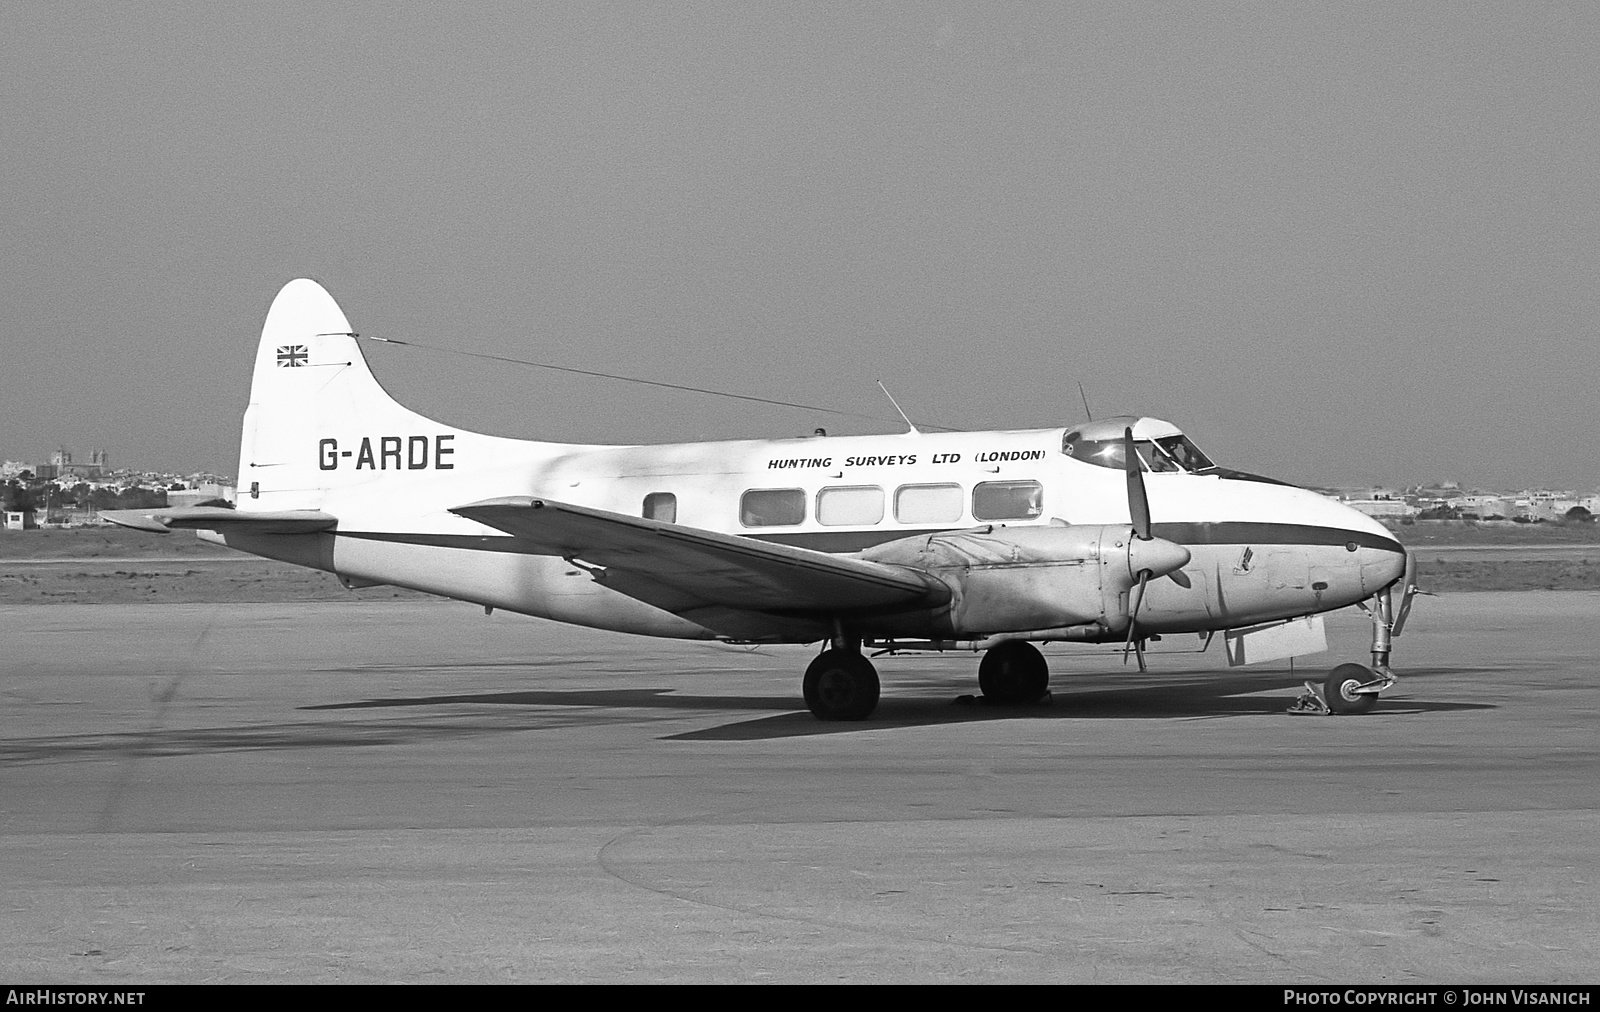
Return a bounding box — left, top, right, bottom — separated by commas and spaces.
1325, 663, 1378, 715
803, 649, 880, 721
978, 641, 1050, 705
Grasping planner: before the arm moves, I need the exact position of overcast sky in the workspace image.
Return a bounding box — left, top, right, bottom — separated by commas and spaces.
4, 2, 1597, 490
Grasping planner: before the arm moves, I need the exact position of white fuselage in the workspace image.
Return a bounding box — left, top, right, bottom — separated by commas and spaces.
214, 424, 1406, 643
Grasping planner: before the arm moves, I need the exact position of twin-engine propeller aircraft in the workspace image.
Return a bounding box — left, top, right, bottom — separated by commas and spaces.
108, 279, 1418, 720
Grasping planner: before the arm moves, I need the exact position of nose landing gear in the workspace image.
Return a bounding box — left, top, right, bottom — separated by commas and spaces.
1314, 662, 1388, 715
1290, 550, 1416, 716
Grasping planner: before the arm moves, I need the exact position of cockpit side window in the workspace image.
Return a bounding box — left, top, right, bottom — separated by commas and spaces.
1136, 442, 1179, 473
1156, 435, 1214, 471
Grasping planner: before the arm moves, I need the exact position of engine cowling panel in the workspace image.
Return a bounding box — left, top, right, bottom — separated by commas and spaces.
861, 525, 1188, 639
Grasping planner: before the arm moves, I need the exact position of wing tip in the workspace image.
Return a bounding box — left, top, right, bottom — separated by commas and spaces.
100, 510, 172, 533
103, 507, 337, 534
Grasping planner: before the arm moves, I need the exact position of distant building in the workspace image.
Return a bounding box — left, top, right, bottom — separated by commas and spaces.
50, 446, 109, 480
1454, 494, 1512, 518
167, 484, 236, 508
1344, 498, 1419, 519
3, 509, 37, 531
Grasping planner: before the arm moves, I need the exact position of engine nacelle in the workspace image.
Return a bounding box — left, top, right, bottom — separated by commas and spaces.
861, 524, 1189, 638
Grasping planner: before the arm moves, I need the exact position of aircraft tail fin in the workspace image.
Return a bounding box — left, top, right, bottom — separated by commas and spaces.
238, 279, 463, 511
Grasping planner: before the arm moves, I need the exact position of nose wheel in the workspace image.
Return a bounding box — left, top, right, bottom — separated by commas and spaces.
1290, 662, 1396, 715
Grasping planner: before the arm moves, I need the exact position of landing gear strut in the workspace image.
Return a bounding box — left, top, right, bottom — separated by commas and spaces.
978, 640, 1051, 706
1290, 552, 1415, 716
803, 647, 880, 721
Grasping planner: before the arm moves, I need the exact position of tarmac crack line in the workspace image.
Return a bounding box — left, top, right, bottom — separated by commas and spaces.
593, 816, 1057, 957
94, 608, 218, 832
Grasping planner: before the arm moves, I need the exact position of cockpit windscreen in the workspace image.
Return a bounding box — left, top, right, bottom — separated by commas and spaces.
1062, 430, 1215, 473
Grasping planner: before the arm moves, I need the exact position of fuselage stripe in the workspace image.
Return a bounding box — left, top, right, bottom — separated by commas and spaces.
332, 521, 1401, 556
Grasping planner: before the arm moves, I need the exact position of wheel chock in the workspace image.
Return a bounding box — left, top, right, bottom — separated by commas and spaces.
1288, 681, 1331, 716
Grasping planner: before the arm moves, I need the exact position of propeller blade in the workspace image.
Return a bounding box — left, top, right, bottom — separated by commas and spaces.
1122, 569, 1151, 666
1391, 549, 1418, 637
1124, 426, 1151, 540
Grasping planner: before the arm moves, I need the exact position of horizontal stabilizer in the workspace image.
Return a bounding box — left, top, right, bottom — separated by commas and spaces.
451, 496, 947, 614
101, 507, 338, 535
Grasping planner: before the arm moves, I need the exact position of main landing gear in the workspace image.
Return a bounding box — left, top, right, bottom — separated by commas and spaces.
977, 640, 1051, 706
803, 646, 880, 721
802, 638, 1054, 720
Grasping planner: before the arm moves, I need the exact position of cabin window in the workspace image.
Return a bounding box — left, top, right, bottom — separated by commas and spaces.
972, 480, 1044, 521
740, 488, 805, 527
894, 483, 964, 524
817, 486, 884, 526
643, 492, 677, 523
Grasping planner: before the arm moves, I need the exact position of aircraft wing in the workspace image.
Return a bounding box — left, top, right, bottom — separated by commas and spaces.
101, 506, 338, 534
451, 496, 948, 615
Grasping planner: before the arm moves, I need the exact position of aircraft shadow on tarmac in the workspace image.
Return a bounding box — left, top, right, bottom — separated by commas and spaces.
302, 687, 797, 713
667, 666, 1498, 740
0, 668, 1497, 763
302, 664, 1495, 742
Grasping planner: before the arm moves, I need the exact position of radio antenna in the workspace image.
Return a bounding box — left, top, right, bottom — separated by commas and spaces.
1078, 381, 1094, 422
361, 334, 962, 431
876, 380, 920, 434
